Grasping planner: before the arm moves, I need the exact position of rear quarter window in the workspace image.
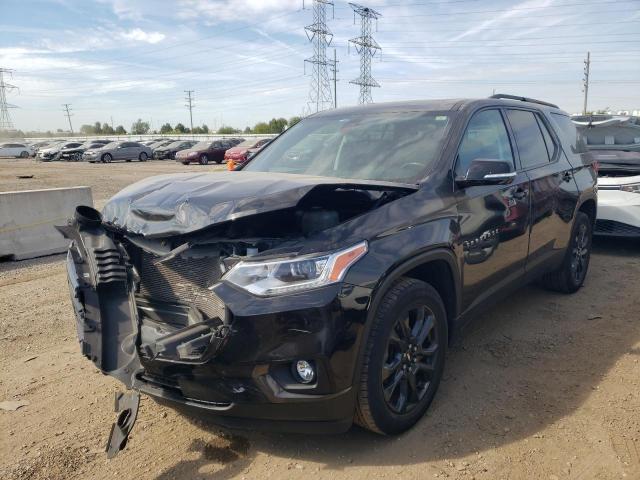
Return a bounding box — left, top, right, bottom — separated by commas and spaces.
549, 113, 588, 154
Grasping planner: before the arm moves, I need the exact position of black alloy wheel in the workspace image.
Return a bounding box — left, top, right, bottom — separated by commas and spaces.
542, 211, 592, 293
571, 221, 590, 285
356, 278, 447, 435
382, 305, 439, 415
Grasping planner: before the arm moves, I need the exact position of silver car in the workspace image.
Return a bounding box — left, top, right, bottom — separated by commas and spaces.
82, 141, 153, 163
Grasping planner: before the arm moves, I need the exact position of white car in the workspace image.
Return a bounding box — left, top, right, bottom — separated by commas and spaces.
0, 142, 34, 158
593, 151, 640, 237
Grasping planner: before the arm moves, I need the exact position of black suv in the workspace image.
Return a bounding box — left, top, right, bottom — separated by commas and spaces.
60, 95, 596, 449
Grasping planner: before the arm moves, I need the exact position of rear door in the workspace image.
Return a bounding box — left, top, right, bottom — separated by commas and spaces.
455, 108, 532, 312
504, 109, 579, 272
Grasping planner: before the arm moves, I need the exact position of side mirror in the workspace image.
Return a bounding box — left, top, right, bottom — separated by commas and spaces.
455, 159, 516, 188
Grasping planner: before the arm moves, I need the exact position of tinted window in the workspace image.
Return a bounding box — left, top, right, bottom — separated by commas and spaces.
536, 116, 557, 160
549, 113, 587, 154
506, 109, 551, 168
456, 109, 514, 177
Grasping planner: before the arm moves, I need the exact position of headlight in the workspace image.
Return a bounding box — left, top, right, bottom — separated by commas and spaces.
621, 183, 640, 194
223, 242, 368, 296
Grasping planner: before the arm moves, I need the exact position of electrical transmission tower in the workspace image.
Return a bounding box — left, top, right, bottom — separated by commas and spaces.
582, 51, 590, 115
62, 103, 74, 134
348, 3, 382, 104
0, 68, 18, 130
185, 90, 195, 133
304, 0, 334, 115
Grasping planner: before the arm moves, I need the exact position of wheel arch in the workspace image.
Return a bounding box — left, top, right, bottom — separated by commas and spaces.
578, 198, 596, 227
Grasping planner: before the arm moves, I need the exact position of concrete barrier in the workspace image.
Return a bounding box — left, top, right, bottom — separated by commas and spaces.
0, 186, 93, 260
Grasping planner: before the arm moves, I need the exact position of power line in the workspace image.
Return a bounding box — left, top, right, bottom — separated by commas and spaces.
304, 0, 335, 114
0, 68, 18, 130
583, 52, 591, 115
184, 90, 195, 133
62, 103, 73, 133
349, 3, 382, 104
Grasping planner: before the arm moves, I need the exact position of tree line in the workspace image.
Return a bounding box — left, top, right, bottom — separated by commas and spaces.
1, 115, 304, 139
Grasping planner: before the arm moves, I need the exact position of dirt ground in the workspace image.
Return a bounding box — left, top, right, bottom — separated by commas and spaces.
1, 158, 639, 480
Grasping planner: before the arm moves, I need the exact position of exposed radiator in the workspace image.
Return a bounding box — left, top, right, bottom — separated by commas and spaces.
137, 251, 226, 320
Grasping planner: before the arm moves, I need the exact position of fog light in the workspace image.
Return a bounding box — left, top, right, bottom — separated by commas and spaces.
295, 360, 315, 383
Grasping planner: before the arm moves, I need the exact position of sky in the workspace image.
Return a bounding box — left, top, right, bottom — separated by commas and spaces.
0, 0, 639, 132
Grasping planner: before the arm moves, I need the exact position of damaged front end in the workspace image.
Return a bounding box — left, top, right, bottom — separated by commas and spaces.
59, 172, 418, 450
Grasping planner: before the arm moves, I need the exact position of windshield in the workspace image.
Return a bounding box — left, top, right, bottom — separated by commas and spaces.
193, 141, 210, 149
102, 142, 118, 149
244, 111, 452, 183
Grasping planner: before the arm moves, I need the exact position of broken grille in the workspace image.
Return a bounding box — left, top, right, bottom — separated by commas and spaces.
137, 251, 226, 320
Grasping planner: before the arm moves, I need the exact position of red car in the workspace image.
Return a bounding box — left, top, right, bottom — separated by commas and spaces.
224, 138, 271, 167
176, 139, 236, 165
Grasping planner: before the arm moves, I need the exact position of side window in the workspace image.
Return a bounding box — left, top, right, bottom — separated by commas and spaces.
213, 141, 222, 148
506, 109, 551, 169
456, 109, 514, 177
549, 113, 587, 154
536, 116, 557, 160
120, 142, 130, 148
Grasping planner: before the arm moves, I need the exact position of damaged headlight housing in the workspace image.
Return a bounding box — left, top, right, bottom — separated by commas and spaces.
223, 242, 368, 296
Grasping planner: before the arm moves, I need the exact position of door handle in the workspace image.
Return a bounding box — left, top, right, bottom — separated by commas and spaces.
562, 171, 573, 182
512, 187, 528, 200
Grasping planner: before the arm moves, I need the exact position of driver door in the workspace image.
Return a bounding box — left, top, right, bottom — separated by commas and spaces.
454, 108, 531, 312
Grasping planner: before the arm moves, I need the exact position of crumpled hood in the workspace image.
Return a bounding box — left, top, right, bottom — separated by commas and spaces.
101, 171, 412, 238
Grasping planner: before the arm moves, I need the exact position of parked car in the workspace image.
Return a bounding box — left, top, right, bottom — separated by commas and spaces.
149, 139, 175, 151
224, 138, 271, 166
0, 142, 34, 158
60, 95, 596, 452
175, 139, 235, 165
29, 141, 56, 156
153, 140, 198, 160
37, 141, 83, 161
59, 140, 111, 161
589, 150, 640, 237
82, 141, 152, 163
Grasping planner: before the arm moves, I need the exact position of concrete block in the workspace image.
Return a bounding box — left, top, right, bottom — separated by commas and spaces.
0, 186, 93, 260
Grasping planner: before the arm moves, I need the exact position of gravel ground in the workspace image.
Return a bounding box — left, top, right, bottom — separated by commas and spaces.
1, 158, 639, 480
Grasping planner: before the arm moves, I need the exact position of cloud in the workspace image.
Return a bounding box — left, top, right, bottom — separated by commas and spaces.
448, 0, 554, 42
176, 0, 298, 23
120, 28, 166, 44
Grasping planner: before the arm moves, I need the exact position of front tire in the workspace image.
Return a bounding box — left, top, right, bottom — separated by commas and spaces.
541, 211, 592, 293
102, 153, 112, 163
199, 154, 209, 165
355, 278, 447, 435
20, 151, 29, 158
139, 152, 148, 162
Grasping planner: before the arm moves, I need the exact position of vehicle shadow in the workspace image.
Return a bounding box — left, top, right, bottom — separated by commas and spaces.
155, 237, 640, 479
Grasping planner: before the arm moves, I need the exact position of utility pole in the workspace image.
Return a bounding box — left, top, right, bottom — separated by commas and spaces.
332, 48, 339, 109
0, 68, 18, 130
582, 51, 590, 115
62, 103, 74, 134
184, 90, 194, 133
304, 0, 334, 114
349, 3, 382, 104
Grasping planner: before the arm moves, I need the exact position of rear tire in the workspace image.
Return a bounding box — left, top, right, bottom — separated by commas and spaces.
355, 278, 447, 435
541, 211, 592, 293
181, 161, 189, 165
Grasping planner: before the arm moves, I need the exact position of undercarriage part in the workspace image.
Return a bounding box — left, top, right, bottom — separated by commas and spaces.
140, 322, 230, 362
105, 391, 140, 459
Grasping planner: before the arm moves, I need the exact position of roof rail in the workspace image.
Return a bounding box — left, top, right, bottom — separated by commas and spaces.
490, 94, 559, 109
